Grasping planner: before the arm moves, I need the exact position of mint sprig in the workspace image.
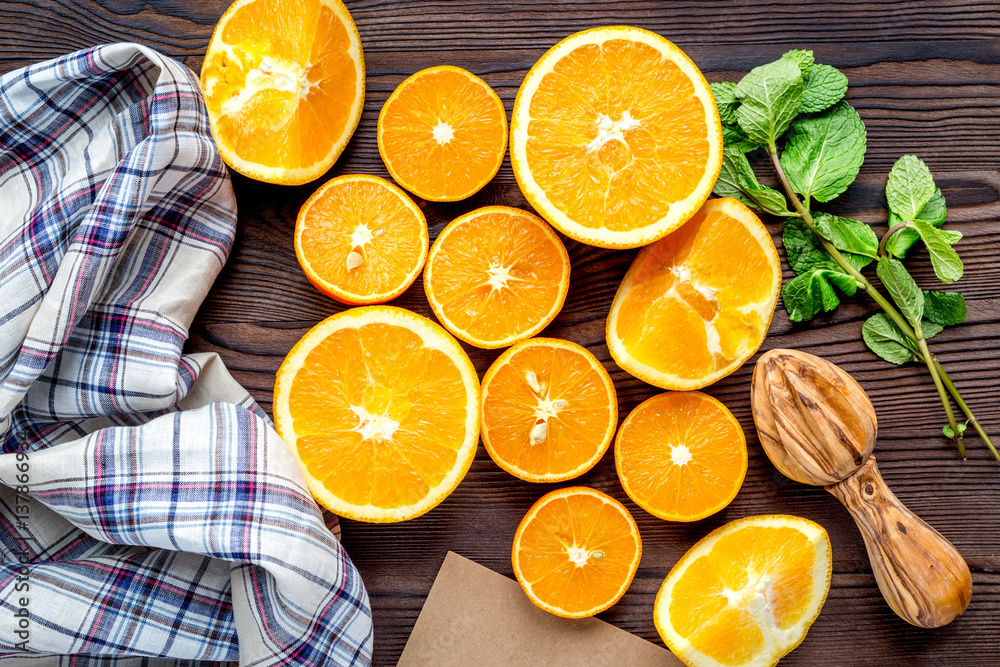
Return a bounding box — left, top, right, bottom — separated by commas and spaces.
712, 49, 996, 462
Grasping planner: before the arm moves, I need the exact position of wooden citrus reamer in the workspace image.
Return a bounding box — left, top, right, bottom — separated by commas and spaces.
751, 348, 972, 628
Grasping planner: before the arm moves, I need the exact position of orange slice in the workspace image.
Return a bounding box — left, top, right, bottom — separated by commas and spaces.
654, 515, 832, 667
424, 206, 570, 349
378, 66, 508, 201
273, 306, 480, 522
510, 26, 722, 248
294, 175, 428, 304
615, 391, 747, 522
481, 338, 617, 483
606, 197, 780, 390
512, 487, 642, 618
201, 0, 364, 185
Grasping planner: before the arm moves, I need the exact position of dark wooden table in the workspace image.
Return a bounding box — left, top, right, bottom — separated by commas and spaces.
3, 1, 999, 664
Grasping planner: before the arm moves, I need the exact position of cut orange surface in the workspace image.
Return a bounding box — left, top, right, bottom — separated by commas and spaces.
273, 306, 480, 522
481, 338, 617, 483
512, 487, 642, 618
201, 0, 365, 185
615, 391, 746, 522
654, 515, 832, 667
607, 197, 780, 390
295, 175, 428, 304
510, 26, 722, 249
424, 206, 570, 349
378, 66, 508, 202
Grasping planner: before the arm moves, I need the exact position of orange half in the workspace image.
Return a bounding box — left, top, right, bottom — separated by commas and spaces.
273, 306, 480, 522
654, 515, 833, 667
512, 486, 642, 618
201, 0, 365, 185
615, 391, 747, 522
606, 198, 781, 390
295, 175, 428, 304
424, 206, 570, 349
481, 338, 617, 483
510, 26, 722, 248
378, 66, 508, 201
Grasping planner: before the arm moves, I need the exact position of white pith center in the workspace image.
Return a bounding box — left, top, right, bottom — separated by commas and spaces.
524, 371, 568, 445
567, 545, 605, 567
721, 577, 778, 620
586, 110, 640, 153
221, 56, 310, 116
352, 405, 399, 441
670, 444, 693, 466
351, 223, 374, 248
432, 120, 454, 145
486, 264, 512, 291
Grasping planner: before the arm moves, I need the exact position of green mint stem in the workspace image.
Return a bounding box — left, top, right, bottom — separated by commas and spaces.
878, 221, 911, 257
767, 148, 968, 454
934, 360, 1000, 462
766, 150, 918, 337
915, 334, 963, 458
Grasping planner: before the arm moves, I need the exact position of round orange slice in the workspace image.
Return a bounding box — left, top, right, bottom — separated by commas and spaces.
201, 0, 365, 185
424, 206, 570, 349
273, 306, 480, 522
512, 487, 642, 618
378, 66, 508, 202
654, 515, 833, 667
510, 26, 722, 248
606, 197, 780, 390
294, 175, 428, 304
481, 338, 617, 483
615, 391, 747, 522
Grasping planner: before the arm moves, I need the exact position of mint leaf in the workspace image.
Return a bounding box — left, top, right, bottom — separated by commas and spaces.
779, 101, 866, 203
886, 155, 936, 222
863, 313, 919, 364
783, 217, 834, 274
923, 290, 967, 326
943, 423, 967, 439
711, 82, 739, 125
714, 146, 793, 216
782, 217, 868, 274
911, 218, 964, 284
783, 268, 857, 322
813, 212, 878, 264
782, 49, 815, 76
721, 123, 758, 152
734, 58, 804, 148
876, 257, 924, 328
862, 313, 944, 364
799, 64, 849, 113
885, 188, 948, 258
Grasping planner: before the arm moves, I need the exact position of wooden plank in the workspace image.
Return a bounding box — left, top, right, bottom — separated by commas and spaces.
2, 1, 999, 665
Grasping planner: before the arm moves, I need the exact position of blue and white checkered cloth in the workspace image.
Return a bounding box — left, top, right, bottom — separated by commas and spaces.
0, 43, 373, 665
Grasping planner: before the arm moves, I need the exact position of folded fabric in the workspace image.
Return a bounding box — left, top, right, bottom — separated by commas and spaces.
0, 43, 372, 665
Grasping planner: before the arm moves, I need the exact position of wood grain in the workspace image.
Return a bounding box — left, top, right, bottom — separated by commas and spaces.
3, 1, 1000, 664
751, 348, 877, 486
828, 457, 972, 629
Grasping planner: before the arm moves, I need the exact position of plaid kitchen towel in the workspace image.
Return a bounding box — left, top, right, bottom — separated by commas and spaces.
0, 43, 373, 665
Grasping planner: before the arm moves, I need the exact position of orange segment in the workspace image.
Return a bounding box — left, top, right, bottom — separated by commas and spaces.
481, 338, 617, 483
201, 0, 365, 185
510, 26, 722, 248
654, 515, 832, 667
378, 66, 508, 201
424, 206, 570, 349
607, 197, 781, 390
273, 306, 480, 522
294, 175, 428, 304
615, 392, 747, 522
512, 487, 642, 618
